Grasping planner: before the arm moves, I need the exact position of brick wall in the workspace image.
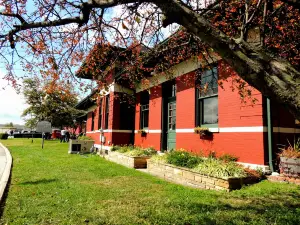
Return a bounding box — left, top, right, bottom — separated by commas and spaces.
134, 62, 266, 165
135, 85, 162, 150
86, 92, 132, 146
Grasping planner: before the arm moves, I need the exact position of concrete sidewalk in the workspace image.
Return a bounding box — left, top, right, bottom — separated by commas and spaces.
0, 143, 12, 202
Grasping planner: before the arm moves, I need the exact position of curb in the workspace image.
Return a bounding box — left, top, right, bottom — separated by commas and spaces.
0, 143, 12, 202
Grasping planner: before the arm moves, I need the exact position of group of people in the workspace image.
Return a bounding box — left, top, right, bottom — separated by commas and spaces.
60, 129, 70, 143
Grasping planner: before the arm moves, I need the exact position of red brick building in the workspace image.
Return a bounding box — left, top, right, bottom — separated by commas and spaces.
77, 55, 299, 172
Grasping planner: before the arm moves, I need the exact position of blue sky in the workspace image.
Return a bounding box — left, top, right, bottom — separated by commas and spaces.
0, 69, 27, 125
0, 2, 175, 125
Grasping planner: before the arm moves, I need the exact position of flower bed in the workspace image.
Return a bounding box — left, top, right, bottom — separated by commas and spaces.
102, 145, 156, 169
147, 151, 262, 191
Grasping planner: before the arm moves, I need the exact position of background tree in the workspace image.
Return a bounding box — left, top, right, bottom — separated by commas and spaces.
0, 0, 300, 118
4, 122, 14, 127
22, 78, 85, 128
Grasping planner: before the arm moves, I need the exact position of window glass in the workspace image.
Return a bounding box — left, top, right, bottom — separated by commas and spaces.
104, 95, 110, 129
202, 97, 218, 124
140, 91, 149, 129
196, 66, 218, 126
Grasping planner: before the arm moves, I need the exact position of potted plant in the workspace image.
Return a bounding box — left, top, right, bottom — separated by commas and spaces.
137, 129, 147, 137
194, 127, 212, 138
278, 138, 300, 177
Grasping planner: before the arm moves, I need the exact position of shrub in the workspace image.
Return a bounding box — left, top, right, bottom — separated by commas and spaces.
111, 145, 121, 151
193, 158, 246, 178
0, 133, 8, 140
279, 138, 300, 158
166, 150, 203, 168
123, 146, 157, 157
150, 154, 167, 163
77, 136, 94, 141
244, 168, 265, 180
218, 154, 238, 162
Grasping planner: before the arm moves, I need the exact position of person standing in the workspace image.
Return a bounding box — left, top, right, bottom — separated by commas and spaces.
60, 129, 66, 143
65, 131, 70, 142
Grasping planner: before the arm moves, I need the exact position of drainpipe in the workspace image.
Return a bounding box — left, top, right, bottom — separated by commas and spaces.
267, 98, 274, 172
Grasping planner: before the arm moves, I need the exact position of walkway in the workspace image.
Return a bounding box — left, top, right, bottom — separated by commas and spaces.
0, 143, 12, 202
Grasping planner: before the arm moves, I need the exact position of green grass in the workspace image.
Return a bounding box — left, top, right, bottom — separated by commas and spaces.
1, 139, 300, 225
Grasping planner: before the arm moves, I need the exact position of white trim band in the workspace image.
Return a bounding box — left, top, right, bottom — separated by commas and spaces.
219, 126, 265, 133
87, 129, 133, 134
176, 128, 219, 133
132, 127, 300, 134
134, 129, 162, 133
237, 162, 270, 173
94, 144, 112, 151
273, 127, 300, 134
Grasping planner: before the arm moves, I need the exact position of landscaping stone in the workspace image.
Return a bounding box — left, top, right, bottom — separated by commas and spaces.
147, 160, 258, 191
102, 151, 151, 169
267, 175, 300, 185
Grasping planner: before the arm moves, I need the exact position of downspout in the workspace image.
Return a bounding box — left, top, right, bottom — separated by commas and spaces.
131, 91, 136, 145
267, 98, 274, 172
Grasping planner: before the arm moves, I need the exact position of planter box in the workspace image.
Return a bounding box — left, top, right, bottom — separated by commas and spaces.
103, 151, 151, 169
279, 157, 300, 177
68, 139, 95, 154
147, 161, 258, 191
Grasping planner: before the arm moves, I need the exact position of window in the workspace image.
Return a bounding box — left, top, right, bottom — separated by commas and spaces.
140, 91, 149, 129
171, 83, 176, 97
98, 99, 103, 129
196, 67, 218, 126
91, 112, 95, 131
104, 95, 110, 129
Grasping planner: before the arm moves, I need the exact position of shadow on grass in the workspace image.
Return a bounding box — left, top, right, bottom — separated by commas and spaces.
19, 178, 58, 185
167, 192, 300, 224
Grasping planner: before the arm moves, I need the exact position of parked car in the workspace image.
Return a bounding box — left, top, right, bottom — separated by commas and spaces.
52, 129, 61, 139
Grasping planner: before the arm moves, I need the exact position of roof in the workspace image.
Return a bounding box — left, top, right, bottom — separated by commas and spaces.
76, 44, 127, 79
75, 89, 98, 109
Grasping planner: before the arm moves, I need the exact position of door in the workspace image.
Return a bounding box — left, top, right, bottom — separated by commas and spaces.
167, 100, 176, 150
161, 81, 176, 151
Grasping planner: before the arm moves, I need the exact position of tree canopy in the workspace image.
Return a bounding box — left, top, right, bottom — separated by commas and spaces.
3, 122, 14, 128
0, 0, 300, 118
22, 78, 85, 128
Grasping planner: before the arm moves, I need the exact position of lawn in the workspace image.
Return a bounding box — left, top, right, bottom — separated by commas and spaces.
1, 138, 300, 225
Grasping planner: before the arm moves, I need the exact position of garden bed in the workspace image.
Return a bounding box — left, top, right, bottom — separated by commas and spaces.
101, 145, 156, 169
103, 151, 151, 168
147, 160, 259, 191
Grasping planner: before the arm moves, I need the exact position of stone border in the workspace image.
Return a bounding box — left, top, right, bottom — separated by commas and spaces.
101, 151, 151, 169
267, 175, 300, 185
0, 143, 12, 201
147, 161, 258, 191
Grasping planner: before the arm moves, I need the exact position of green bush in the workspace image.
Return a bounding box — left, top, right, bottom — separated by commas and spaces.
193, 158, 246, 178
77, 136, 94, 141
113, 145, 157, 157
149, 154, 167, 163
111, 145, 121, 151
0, 133, 8, 140
116, 145, 132, 153
218, 154, 238, 162
166, 150, 203, 168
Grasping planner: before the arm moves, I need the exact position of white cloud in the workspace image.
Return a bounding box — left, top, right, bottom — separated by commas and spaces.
0, 71, 28, 125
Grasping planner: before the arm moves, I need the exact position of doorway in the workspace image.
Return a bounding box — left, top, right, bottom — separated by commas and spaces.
161, 81, 176, 150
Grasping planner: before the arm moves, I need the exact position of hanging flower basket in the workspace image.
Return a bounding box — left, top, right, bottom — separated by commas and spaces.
138, 129, 147, 137
194, 127, 212, 138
